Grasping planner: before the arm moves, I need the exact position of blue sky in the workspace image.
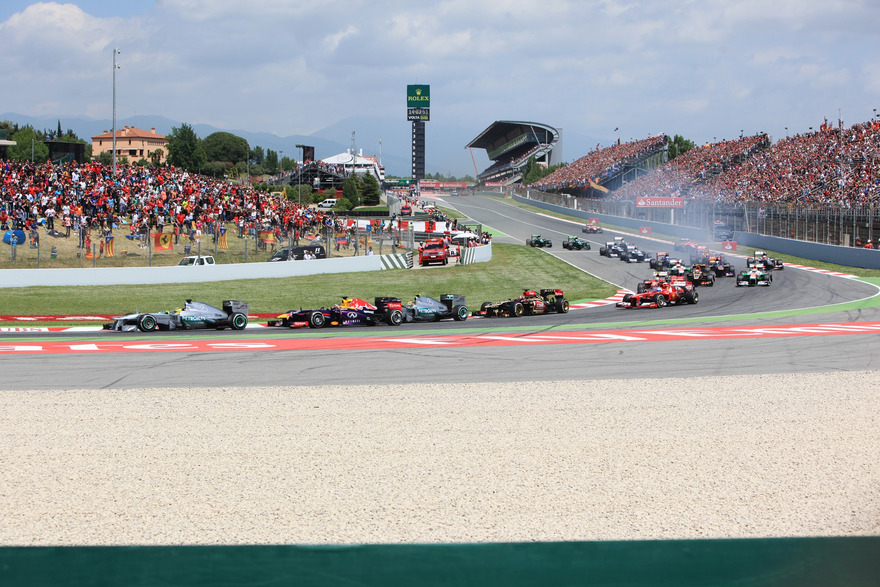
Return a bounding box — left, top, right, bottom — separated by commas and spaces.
1, 1, 878, 175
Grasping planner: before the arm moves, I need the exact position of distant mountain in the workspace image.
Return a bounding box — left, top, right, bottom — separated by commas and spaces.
1, 112, 609, 177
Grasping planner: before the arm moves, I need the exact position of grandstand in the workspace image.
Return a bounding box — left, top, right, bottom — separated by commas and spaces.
533, 135, 669, 196
466, 121, 561, 186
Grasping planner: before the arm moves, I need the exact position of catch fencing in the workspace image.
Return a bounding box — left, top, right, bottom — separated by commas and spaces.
515, 187, 879, 247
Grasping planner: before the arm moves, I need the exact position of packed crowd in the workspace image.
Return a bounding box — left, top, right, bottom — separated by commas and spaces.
0, 159, 356, 248
532, 135, 668, 191
610, 133, 770, 201
546, 120, 880, 208
704, 122, 880, 205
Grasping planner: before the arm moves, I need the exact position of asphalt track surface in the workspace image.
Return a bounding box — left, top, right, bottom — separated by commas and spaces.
2, 195, 879, 390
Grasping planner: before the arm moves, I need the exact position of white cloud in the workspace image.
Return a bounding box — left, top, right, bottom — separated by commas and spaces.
1, 0, 878, 173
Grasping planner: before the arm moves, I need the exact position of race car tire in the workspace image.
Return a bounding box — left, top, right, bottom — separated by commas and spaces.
443, 258, 448, 265
137, 314, 158, 332
768, 274, 774, 282
687, 291, 699, 304
386, 309, 403, 326
480, 302, 493, 316
526, 240, 532, 247
230, 312, 248, 330
308, 311, 326, 329
654, 294, 667, 308
562, 243, 569, 250
512, 302, 524, 317
622, 294, 632, 303
453, 305, 468, 321
636, 283, 646, 294
546, 242, 552, 248
555, 299, 570, 313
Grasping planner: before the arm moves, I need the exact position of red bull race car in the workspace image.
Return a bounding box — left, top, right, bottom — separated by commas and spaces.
267, 297, 404, 328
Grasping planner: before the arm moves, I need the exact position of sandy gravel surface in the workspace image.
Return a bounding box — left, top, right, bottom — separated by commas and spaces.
1, 372, 878, 546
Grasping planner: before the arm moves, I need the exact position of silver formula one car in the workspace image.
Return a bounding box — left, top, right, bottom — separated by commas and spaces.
103, 300, 249, 332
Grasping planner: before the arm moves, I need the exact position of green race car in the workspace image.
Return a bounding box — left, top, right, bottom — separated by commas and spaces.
526, 234, 552, 248
562, 236, 591, 250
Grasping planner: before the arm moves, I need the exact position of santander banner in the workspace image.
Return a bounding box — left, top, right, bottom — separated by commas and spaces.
636, 196, 684, 208
419, 181, 468, 188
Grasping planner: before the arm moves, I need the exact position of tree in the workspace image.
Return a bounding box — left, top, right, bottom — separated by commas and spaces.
334, 197, 352, 211
251, 146, 265, 165
203, 131, 248, 165
360, 173, 381, 206
149, 148, 164, 167
8, 126, 48, 163
265, 149, 279, 174
97, 150, 112, 166
166, 123, 207, 172
342, 175, 360, 209
667, 134, 695, 160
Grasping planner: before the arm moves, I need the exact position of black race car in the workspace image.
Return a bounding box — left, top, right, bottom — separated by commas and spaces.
748, 251, 784, 270
562, 236, 591, 250
706, 255, 736, 277
403, 294, 469, 322
475, 289, 570, 318
526, 234, 552, 248
267, 297, 404, 329
649, 251, 674, 270
689, 263, 716, 286
103, 300, 249, 332
620, 246, 647, 263
599, 237, 628, 258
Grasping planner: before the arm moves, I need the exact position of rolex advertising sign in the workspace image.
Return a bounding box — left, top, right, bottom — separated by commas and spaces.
407, 85, 430, 121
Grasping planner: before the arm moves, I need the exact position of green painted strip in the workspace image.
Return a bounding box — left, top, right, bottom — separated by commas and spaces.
1, 536, 878, 586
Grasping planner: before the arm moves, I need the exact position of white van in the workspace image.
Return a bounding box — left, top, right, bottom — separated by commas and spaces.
177, 255, 215, 266
317, 198, 338, 208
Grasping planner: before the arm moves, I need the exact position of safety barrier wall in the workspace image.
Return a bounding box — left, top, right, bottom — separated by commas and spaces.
513, 194, 880, 269
513, 194, 711, 241
0, 253, 413, 289
458, 243, 492, 266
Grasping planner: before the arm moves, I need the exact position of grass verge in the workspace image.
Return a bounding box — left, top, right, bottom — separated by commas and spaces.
0, 243, 617, 322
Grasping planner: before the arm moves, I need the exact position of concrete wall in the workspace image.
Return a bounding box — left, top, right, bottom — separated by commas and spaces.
458, 243, 492, 265
0, 253, 413, 289
513, 194, 880, 269
0, 244, 497, 288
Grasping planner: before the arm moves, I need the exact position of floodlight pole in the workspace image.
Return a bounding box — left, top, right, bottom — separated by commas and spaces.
112, 48, 121, 176
296, 143, 306, 205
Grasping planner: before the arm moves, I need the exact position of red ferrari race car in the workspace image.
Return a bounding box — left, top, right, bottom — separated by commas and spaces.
617, 277, 699, 308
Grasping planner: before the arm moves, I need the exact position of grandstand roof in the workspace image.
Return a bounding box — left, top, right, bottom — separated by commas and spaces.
466, 121, 558, 156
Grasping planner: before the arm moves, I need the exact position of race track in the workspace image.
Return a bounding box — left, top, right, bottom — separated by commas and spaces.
3, 195, 879, 390
3, 195, 879, 548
